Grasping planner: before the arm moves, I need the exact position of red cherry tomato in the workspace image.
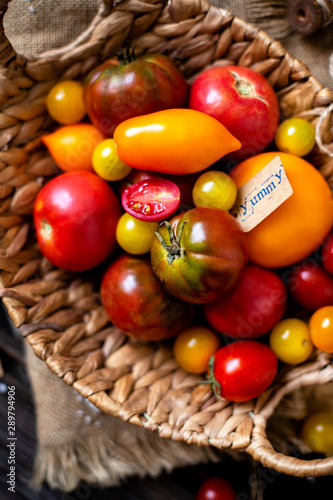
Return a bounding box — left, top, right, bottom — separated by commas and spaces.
322, 233, 333, 275
204, 265, 287, 339
34, 171, 122, 271
208, 340, 278, 402
196, 477, 237, 500
121, 178, 180, 222
286, 260, 333, 311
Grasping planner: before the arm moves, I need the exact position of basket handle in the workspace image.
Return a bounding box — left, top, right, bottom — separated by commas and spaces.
0, 0, 15, 65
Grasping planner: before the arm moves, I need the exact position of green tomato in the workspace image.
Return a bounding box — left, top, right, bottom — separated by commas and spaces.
192, 170, 237, 211
274, 117, 315, 157
301, 412, 333, 456
269, 318, 313, 365
93, 139, 132, 181
116, 212, 158, 255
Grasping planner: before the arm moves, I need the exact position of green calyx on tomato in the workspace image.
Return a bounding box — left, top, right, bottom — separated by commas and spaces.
154, 220, 187, 264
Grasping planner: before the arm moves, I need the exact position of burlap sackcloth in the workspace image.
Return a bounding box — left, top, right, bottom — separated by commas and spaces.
3, 0, 333, 493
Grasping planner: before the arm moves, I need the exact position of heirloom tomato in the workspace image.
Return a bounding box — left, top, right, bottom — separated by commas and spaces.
42, 123, 104, 172
230, 152, 333, 268
34, 171, 121, 271
196, 477, 237, 500
204, 265, 287, 339
286, 260, 333, 311
46, 80, 86, 125
150, 207, 248, 304
322, 233, 333, 275
189, 65, 279, 160
83, 53, 188, 136
269, 318, 313, 365
113, 109, 241, 175
100, 254, 192, 341
207, 340, 278, 402
173, 326, 220, 374
309, 306, 333, 353
121, 178, 180, 222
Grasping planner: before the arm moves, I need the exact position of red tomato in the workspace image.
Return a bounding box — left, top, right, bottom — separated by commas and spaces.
286, 260, 333, 311
113, 109, 241, 175
100, 254, 192, 341
204, 265, 287, 339
34, 171, 121, 271
189, 65, 279, 160
208, 340, 278, 402
83, 53, 188, 136
196, 477, 237, 500
322, 233, 333, 275
121, 178, 180, 222
150, 207, 248, 304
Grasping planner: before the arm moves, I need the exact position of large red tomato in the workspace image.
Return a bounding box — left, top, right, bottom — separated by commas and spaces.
34, 170, 121, 271
100, 254, 192, 341
150, 207, 248, 304
83, 53, 188, 136
204, 265, 287, 339
189, 65, 279, 160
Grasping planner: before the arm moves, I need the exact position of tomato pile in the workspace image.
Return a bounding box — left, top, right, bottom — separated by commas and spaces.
35, 50, 333, 437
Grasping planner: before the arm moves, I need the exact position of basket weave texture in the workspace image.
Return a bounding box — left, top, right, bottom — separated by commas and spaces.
1, 0, 333, 478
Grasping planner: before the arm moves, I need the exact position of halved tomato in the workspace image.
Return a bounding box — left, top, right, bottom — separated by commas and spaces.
121, 178, 180, 222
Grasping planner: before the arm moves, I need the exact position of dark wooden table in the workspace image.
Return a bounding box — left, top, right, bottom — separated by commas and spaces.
1, 303, 332, 500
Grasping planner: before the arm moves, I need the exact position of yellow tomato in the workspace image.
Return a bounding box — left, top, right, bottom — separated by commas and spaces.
116, 213, 158, 255
92, 139, 132, 181
46, 80, 86, 125
301, 412, 333, 456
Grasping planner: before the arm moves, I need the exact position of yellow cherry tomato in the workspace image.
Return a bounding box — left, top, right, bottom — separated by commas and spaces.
269, 318, 313, 365
173, 326, 220, 374
301, 412, 333, 456
192, 170, 237, 211
116, 212, 158, 255
309, 306, 333, 353
46, 80, 86, 125
275, 118, 315, 157
92, 139, 132, 181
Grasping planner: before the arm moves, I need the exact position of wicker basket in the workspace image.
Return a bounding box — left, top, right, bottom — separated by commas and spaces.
1, 0, 333, 478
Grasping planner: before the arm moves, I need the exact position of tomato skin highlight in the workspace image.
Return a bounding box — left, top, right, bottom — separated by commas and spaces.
196, 477, 237, 500
113, 109, 241, 175
100, 254, 192, 341
209, 341, 278, 402
34, 170, 122, 271
122, 178, 180, 222
150, 207, 248, 304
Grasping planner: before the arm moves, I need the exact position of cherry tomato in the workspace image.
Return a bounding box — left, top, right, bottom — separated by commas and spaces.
189, 65, 279, 160
322, 233, 333, 275
100, 254, 192, 341
116, 213, 158, 255
84, 53, 188, 136
173, 326, 220, 374
46, 80, 86, 125
274, 117, 315, 157
121, 178, 180, 222
113, 109, 241, 175
192, 171, 237, 211
309, 306, 333, 353
43, 123, 104, 172
204, 265, 287, 339
151, 207, 248, 304
301, 412, 333, 456
196, 477, 237, 500
34, 171, 122, 271
269, 318, 313, 365
207, 340, 278, 402
230, 152, 333, 268
286, 260, 333, 311
92, 139, 131, 181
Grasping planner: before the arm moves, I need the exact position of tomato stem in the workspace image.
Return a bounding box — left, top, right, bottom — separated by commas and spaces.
202, 355, 221, 398
154, 220, 187, 265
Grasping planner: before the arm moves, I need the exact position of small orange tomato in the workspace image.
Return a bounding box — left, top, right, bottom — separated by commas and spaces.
230, 152, 333, 268
113, 109, 241, 175
173, 326, 220, 374
43, 123, 104, 172
309, 306, 333, 353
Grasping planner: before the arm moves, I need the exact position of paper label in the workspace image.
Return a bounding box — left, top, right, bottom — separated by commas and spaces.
230, 155, 293, 232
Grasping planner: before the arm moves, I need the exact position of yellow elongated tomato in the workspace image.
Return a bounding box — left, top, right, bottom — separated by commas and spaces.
113, 109, 241, 175
230, 152, 333, 268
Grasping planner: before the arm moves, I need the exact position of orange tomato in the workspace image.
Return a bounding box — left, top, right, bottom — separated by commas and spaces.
309, 306, 333, 353
230, 152, 333, 268
113, 109, 241, 175
43, 123, 104, 172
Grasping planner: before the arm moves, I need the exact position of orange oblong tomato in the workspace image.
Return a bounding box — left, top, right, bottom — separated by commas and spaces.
230, 152, 333, 268
113, 109, 241, 175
